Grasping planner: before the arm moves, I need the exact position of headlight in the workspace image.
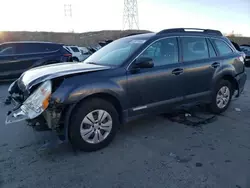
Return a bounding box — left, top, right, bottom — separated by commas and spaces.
20, 80, 52, 119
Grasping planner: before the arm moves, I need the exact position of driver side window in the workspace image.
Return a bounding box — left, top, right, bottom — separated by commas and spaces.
139, 37, 179, 66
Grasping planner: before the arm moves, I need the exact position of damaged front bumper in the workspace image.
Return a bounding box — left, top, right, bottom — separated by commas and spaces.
5, 96, 63, 129
6, 107, 29, 124
5, 80, 53, 125
5, 97, 29, 124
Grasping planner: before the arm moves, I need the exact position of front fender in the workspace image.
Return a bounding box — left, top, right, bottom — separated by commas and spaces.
51, 79, 127, 109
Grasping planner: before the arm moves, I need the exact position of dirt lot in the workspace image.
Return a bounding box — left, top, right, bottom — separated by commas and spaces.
0, 69, 250, 188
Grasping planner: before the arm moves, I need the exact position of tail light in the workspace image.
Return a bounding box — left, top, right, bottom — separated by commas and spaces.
238, 52, 245, 63
63, 53, 72, 57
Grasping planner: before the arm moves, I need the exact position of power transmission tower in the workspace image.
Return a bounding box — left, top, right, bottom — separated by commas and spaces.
64, 4, 74, 32
123, 0, 139, 30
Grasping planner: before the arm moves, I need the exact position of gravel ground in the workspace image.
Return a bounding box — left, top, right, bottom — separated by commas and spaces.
1, 70, 250, 188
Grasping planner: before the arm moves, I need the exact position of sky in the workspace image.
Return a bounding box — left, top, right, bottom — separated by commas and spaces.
0, 0, 249, 36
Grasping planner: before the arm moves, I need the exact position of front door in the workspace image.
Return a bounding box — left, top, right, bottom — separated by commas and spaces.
126, 37, 185, 116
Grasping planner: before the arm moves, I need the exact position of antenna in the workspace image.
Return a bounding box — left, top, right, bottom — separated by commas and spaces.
123, 0, 139, 30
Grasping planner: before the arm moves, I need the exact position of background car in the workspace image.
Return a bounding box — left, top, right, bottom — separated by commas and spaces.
240, 44, 250, 66
63, 45, 86, 62
0, 41, 72, 80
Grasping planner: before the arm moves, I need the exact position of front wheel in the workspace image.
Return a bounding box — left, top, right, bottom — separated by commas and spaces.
69, 98, 119, 152
209, 80, 233, 114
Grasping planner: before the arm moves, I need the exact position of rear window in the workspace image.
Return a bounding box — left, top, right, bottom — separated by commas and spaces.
70, 47, 80, 52
212, 39, 233, 56
181, 37, 209, 62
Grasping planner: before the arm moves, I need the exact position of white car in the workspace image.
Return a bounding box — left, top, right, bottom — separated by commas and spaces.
64, 46, 86, 62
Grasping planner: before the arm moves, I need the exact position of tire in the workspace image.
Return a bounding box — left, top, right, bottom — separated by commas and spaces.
69, 98, 119, 152
72, 57, 79, 62
209, 80, 233, 114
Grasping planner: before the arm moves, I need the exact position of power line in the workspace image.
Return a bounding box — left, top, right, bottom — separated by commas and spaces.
64, 4, 72, 17
123, 0, 139, 30
64, 4, 74, 32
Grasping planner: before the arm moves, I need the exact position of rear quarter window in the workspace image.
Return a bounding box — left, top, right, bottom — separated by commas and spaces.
212, 39, 233, 56
70, 47, 80, 52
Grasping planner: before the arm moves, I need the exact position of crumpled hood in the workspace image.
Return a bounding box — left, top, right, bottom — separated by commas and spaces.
18, 62, 110, 90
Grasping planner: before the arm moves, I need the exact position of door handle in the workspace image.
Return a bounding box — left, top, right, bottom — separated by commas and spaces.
172, 68, 184, 75
211, 62, 220, 68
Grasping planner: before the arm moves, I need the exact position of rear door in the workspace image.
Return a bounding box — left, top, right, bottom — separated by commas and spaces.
179, 36, 218, 103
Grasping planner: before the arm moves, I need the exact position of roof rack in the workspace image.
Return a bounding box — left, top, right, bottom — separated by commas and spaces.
157, 28, 223, 36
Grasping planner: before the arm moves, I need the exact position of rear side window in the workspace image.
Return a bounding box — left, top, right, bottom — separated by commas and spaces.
0, 44, 15, 55
181, 37, 209, 62
16, 43, 60, 54
212, 39, 233, 56
207, 40, 217, 57
70, 47, 80, 52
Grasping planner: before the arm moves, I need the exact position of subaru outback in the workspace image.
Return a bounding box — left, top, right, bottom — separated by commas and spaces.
6, 28, 247, 152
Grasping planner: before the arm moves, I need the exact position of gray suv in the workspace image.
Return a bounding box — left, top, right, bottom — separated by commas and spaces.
6, 28, 247, 152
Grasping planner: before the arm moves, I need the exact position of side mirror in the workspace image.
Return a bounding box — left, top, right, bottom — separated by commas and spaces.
134, 57, 154, 69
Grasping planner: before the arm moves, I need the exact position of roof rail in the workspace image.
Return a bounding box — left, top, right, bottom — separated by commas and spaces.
157, 28, 223, 36
125, 33, 146, 37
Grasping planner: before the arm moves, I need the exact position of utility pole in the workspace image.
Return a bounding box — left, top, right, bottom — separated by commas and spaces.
64, 4, 74, 32
123, 0, 139, 30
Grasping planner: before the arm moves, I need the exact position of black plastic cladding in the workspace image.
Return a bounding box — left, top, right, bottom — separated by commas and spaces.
157, 28, 223, 36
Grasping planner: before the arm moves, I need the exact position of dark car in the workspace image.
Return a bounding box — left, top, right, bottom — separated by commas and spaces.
0, 41, 72, 80
240, 44, 250, 66
6, 28, 247, 152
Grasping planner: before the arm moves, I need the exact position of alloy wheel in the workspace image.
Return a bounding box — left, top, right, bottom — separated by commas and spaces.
80, 109, 113, 144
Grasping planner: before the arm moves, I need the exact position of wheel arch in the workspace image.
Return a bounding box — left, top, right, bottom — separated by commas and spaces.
212, 69, 238, 94
75, 93, 123, 121
220, 74, 238, 93
62, 92, 124, 142
72, 57, 79, 61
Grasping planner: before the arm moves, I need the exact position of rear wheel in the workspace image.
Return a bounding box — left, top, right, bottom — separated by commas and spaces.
209, 80, 232, 114
72, 57, 79, 62
69, 98, 119, 152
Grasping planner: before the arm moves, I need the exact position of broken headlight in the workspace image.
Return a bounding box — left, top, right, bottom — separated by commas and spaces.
20, 80, 52, 119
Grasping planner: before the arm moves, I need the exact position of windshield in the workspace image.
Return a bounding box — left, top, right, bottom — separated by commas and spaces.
83, 38, 146, 66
